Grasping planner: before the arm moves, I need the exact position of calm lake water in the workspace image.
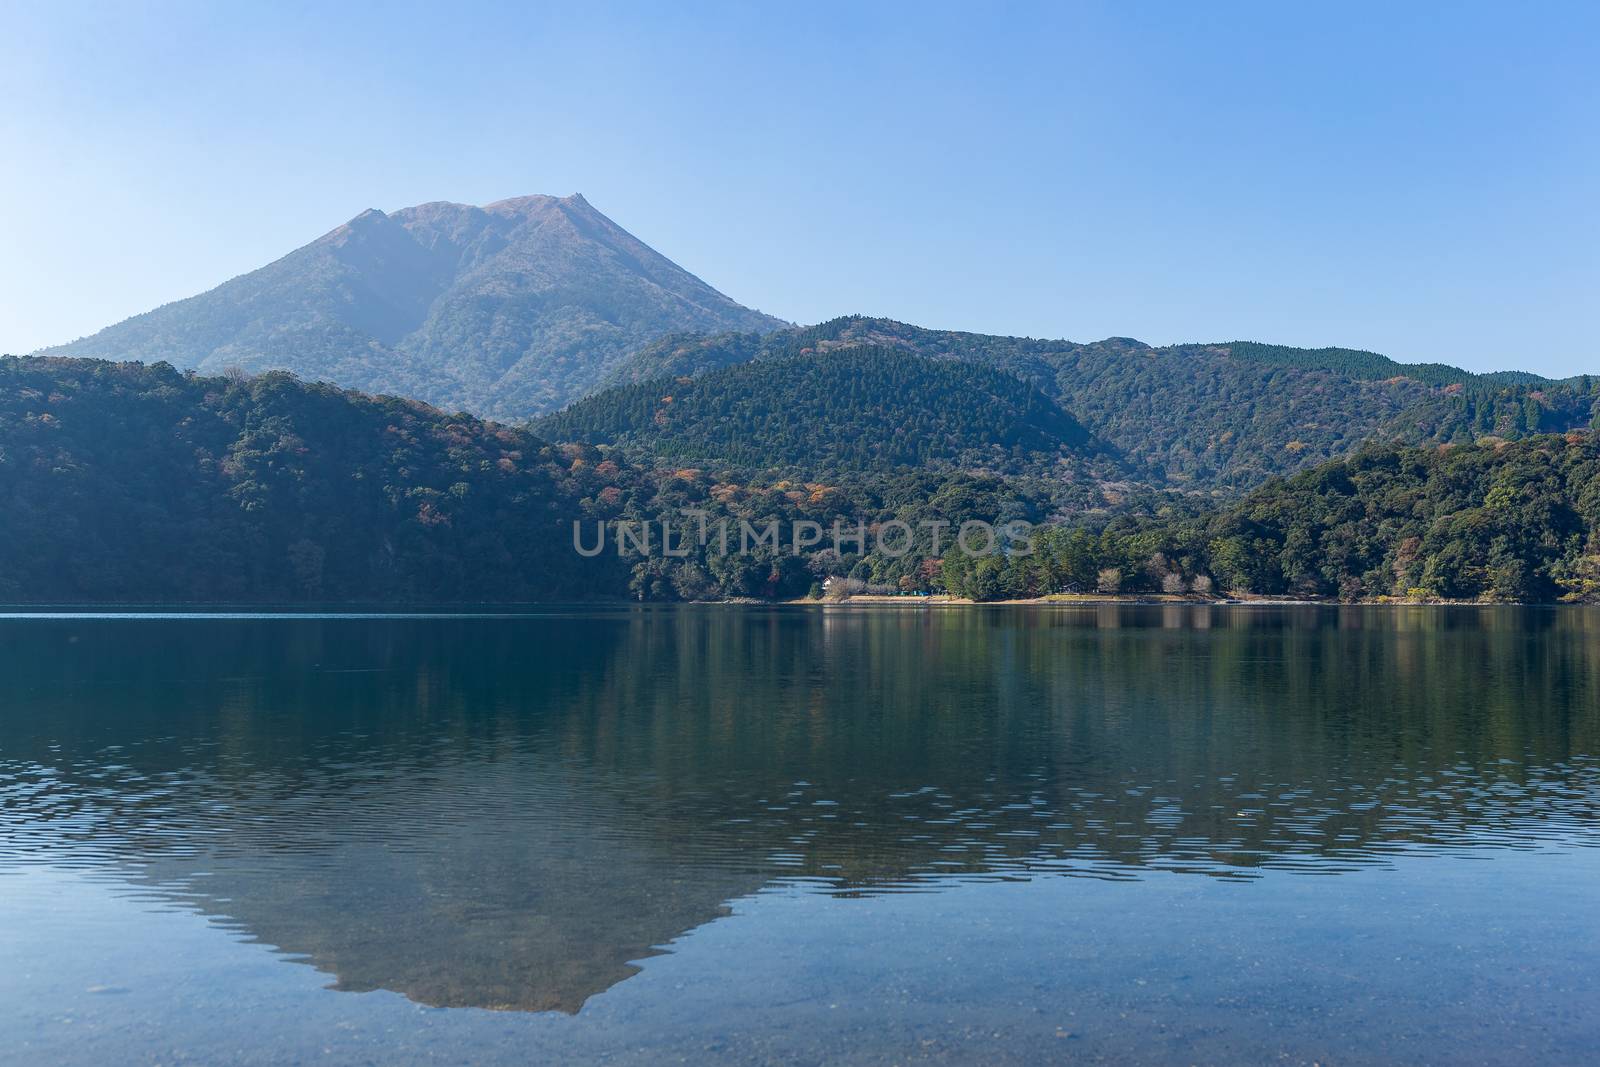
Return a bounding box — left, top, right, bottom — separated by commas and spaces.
2, 605, 1598, 1065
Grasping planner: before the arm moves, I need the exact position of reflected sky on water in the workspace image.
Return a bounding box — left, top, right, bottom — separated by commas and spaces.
2, 605, 1598, 1063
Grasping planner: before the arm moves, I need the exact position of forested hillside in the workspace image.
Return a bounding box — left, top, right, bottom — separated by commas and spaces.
4, 357, 1596, 605
1222, 341, 1547, 386
539, 349, 1101, 474
0, 356, 1057, 603
600, 316, 1599, 491
597, 331, 770, 388
0, 357, 627, 601
940, 435, 1600, 604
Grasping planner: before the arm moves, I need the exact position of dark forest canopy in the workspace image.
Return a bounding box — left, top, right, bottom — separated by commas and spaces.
0, 357, 627, 601
943, 434, 1600, 604
0, 356, 1058, 603
3, 355, 1598, 605
537, 348, 1103, 474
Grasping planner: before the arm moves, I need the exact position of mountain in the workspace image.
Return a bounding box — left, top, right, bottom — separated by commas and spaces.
600, 317, 1599, 492
39, 195, 786, 419
537, 348, 1104, 475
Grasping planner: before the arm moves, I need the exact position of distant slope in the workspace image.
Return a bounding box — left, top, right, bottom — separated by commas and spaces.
597, 330, 770, 388
1220, 341, 1552, 387
602, 316, 1598, 491
41, 195, 786, 419
536, 348, 1103, 475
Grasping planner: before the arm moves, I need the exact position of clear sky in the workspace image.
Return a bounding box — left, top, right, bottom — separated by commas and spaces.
3, 1, 1596, 374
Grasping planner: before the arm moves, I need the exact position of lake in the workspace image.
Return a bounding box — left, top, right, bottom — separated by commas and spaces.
2, 605, 1598, 1064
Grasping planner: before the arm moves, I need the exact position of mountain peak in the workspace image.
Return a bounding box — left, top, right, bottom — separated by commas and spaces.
40, 195, 787, 418
322, 207, 397, 246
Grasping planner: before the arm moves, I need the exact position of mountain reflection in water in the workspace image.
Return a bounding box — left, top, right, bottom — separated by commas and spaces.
2, 605, 1597, 1014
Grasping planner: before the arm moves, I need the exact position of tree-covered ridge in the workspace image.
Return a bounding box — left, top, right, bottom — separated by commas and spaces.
1194, 434, 1600, 602
1220, 341, 1553, 387
600, 316, 1598, 491
5, 355, 1598, 607
0, 356, 629, 601
597, 331, 770, 388
1383, 376, 1600, 442
537, 348, 1103, 474
576, 430, 1600, 606
0, 354, 1077, 604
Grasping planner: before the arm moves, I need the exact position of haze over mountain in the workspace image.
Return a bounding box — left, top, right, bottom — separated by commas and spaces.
41, 194, 786, 419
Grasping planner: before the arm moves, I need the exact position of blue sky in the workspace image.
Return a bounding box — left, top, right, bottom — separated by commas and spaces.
3, 1, 1596, 374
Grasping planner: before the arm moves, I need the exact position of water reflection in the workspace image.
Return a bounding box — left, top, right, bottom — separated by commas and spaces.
1, 605, 1598, 1013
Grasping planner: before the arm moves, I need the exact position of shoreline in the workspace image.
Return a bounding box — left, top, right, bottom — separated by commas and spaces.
779, 593, 1524, 608
0, 595, 1562, 615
